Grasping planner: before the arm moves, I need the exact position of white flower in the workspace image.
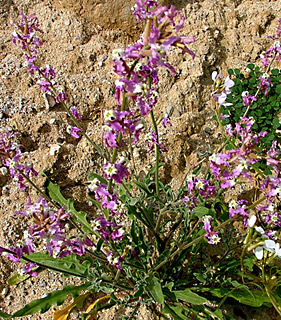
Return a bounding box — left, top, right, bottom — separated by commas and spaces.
112, 48, 124, 60
229, 199, 238, 209
196, 180, 204, 190
255, 226, 265, 235
247, 215, 256, 228
104, 163, 117, 177
104, 110, 116, 123
253, 246, 264, 260
264, 239, 276, 253
88, 178, 100, 192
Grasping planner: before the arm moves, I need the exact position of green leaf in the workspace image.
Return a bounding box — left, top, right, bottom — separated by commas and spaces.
145, 163, 164, 183
276, 84, 281, 94
247, 63, 255, 70
44, 175, 92, 233
133, 180, 153, 196
148, 276, 164, 304
0, 311, 12, 318
162, 304, 189, 320
25, 253, 91, 278
228, 69, 234, 75
43, 173, 67, 206
67, 199, 92, 233
173, 289, 208, 305
192, 206, 210, 218
7, 269, 37, 286
12, 283, 90, 317
198, 287, 270, 307
273, 117, 280, 129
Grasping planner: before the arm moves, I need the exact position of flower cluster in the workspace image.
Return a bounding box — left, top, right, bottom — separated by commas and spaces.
209, 117, 267, 189
248, 215, 281, 260
11, 12, 85, 139
202, 215, 221, 245
12, 12, 67, 102
260, 19, 281, 68
0, 131, 38, 190
1, 197, 94, 275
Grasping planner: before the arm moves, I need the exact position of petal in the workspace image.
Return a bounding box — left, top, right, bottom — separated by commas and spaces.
253, 246, 264, 260
248, 215, 257, 227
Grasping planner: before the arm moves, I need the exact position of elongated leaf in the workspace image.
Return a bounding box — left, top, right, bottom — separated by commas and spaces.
162, 304, 189, 320
67, 199, 92, 233
133, 181, 153, 196
11, 283, 90, 317
198, 287, 270, 307
43, 175, 92, 233
148, 276, 164, 304
173, 289, 208, 305
7, 267, 42, 286
43, 174, 68, 206
25, 253, 91, 278
0, 311, 12, 318
7, 272, 30, 286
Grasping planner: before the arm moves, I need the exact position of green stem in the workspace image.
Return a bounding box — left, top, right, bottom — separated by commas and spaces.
153, 218, 234, 272
150, 109, 160, 200
61, 101, 105, 158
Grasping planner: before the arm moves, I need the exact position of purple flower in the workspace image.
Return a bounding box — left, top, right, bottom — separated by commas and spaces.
70, 108, 82, 120
42, 65, 56, 78
257, 73, 273, 96
162, 113, 172, 128
242, 91, 257, 106
67, 126, 82, 138
39, 80, 51, 92
111, 228, 124, 242
211, 71, 234, 106
56, 88, 67, 103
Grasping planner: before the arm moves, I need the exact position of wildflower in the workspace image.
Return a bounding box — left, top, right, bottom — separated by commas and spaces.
88, 178, 100, 192
70, 108, 82, 121
202, 215, 212, 234
257, 73, 273, 95
207, 232, 221, 245
242, 91, 257, 106
55, 88, 67, 103
104, 162, 118, 178
104, 110, 116, 123
67, 126, 82, 139
211, 71, 234, 106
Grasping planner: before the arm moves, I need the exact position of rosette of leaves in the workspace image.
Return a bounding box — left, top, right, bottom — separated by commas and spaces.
221, 64, 281, 150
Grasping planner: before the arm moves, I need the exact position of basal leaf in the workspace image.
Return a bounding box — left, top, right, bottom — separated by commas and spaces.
148, 276, 164, 304
0, 311, 12, 318
173, 289, 208, 305
25, 253, 91, 278
162, 304, 189, 320
12, 283, 90, 317
199, 287, 270, 307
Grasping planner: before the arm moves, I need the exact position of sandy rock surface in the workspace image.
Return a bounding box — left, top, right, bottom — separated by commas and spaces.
1, 0, 281, 319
